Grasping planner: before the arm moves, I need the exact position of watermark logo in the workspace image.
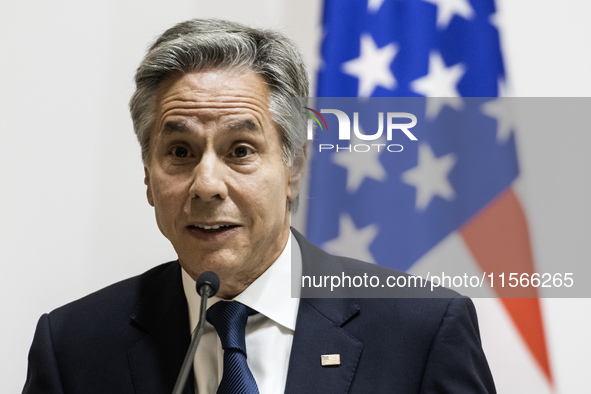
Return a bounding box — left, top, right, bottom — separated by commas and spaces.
303, 107, 329, 133
304, 107, 418, 153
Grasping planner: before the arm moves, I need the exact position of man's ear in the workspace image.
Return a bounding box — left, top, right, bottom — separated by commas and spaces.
144, 166, 154, 207
287, 144, 308, 201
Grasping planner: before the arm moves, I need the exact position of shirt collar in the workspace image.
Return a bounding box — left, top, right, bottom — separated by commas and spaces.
182, 230, 302, 332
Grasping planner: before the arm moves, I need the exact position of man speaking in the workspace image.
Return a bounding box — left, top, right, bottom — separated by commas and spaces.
23, 19, 495, 393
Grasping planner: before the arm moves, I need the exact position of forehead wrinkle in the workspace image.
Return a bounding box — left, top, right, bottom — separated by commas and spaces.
157, 99, 270, 135
159, 94, 269, 113
155, 73, 273, 138
158, 92, 270, 116
156, 69, 271, 112
158, 106, 266, 132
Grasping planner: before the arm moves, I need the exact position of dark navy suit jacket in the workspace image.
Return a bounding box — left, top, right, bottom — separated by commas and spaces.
23, 230, 496, 393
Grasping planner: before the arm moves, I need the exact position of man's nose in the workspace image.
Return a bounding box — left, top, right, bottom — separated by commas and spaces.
189, 152, 228, 201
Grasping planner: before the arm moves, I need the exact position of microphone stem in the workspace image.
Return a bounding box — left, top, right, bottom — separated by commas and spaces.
172, 285, 210, 394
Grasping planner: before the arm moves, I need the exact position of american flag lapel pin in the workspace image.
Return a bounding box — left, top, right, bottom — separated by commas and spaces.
321, 354, 341, 367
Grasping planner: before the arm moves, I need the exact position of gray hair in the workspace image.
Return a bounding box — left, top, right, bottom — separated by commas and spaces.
129, 19, 309, 167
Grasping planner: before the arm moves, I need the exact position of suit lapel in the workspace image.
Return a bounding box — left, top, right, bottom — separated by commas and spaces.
286, 230, 362, 394
127, 262, 194, 394
285, 298, 362, 394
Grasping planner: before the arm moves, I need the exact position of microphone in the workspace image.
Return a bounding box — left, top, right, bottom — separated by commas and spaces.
172, 271, 220, 394
196, 271, 220, 298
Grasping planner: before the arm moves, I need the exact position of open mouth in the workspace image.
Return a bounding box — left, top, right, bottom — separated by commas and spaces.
187, 224, 239, 233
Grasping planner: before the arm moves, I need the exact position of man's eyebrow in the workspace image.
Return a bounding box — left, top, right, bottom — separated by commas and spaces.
162, 120, 190, 135
226, 119, 260, 132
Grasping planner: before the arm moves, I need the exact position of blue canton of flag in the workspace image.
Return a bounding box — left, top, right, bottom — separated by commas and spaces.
307, 0, 516, 273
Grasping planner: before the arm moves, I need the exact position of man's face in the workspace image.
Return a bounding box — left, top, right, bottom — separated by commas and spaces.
144, 69, 294, 298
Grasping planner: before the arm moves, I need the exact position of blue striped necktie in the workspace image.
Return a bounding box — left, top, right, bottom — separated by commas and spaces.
206, 301, 260, 394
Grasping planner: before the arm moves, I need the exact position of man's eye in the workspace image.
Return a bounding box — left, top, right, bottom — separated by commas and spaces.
233, 146, 252, 158
171, 146, 189, 158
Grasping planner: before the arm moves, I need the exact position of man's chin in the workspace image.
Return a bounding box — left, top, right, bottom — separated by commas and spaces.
179, 256, 243, 282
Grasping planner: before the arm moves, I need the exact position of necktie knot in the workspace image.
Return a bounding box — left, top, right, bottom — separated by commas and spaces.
206, 301, 257, 353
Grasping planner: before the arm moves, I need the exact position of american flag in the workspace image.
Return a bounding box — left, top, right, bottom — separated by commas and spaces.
306, 0, 552, 391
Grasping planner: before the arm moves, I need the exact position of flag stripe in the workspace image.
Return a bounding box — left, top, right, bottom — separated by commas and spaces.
461, 188, 552, 383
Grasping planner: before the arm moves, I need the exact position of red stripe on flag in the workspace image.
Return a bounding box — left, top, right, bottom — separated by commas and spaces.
460, 187, 552, 384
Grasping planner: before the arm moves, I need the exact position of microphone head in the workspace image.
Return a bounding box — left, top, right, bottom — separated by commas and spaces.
196, 271, 220, 298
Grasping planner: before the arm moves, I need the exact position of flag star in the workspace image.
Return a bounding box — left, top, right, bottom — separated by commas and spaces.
480, 97, 518, 143
323, 213, 378, 264
332, 135, 387, 193
402, 143, 457, 211
368, 0, 386, 13
488, 6, 507, 32
424, 0, 474, 29
497, 77, 509, 98
410, 51, 466, 119
488, 11, 500, 30
342, 33, 398, 97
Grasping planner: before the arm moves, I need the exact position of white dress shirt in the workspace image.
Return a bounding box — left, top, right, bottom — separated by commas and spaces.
182, 232, 302, 394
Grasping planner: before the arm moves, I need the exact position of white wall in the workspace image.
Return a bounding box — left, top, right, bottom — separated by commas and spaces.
495, 2, 591, 392
1, 1, 589, 393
